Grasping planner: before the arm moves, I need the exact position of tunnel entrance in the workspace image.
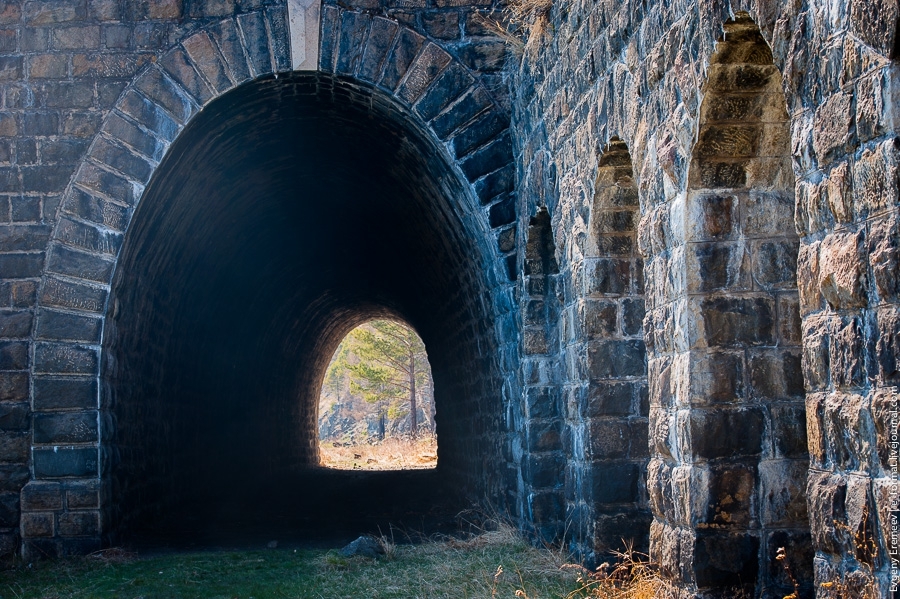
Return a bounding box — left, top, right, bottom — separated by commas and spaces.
318, 319, 437, 471
102, 73, 507, 547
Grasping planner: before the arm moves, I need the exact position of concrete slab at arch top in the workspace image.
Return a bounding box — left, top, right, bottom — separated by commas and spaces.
288, 0, 321, 71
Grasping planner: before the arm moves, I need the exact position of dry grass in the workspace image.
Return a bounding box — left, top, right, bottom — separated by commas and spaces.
319, 436, 438, 470
471, 0, 553, 59
506, 0, 553, 56
311, 520, 577, 599
562, 546, 674, 599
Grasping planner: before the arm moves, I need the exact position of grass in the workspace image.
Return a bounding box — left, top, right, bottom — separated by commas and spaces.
561, 546, 672, 599
9, 521, 785, 599
318, 436, 438, 470
469, 0, 553, 59
0, 524, 579, 599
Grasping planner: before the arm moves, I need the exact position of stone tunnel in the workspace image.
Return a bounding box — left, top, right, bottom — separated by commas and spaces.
0, 0, 898, 597
102, 72, 509, 543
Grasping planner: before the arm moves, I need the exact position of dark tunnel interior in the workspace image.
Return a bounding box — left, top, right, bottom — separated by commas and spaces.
102, 73, 508, 547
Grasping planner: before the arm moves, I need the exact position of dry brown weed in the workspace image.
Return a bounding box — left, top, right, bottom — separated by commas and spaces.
471, 0, 553, 59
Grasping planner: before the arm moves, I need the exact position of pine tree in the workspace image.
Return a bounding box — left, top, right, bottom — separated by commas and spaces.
327, 320, 432, 438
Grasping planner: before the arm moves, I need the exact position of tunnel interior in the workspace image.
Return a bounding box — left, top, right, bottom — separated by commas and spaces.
102, 73, 507, 546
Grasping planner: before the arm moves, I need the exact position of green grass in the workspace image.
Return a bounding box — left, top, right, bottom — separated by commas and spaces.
0, 529, 579, 599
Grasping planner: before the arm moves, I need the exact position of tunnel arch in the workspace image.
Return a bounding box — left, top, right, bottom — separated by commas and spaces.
25, 9, 518, 551
98, 73, 508, 542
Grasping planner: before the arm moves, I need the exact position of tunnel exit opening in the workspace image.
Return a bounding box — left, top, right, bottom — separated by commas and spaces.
317, 318, 438, 471
100, 73, 507, 547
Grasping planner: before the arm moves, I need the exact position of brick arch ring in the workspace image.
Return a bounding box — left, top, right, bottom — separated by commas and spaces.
23, 4, 516, 554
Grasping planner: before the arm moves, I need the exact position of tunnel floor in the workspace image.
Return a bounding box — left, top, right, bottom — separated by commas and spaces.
125, 469, 468, 550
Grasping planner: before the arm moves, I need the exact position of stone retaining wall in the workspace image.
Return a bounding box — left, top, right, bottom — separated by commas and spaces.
1, 0, 897, 596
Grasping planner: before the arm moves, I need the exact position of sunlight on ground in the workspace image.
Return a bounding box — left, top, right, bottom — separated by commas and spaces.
318, 436, 438, 470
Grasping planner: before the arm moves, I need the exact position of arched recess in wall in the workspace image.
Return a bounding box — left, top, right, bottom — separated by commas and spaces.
652, 11, 810, 596
24, 9, 518, 553
518, 207, 566, 541
583, 139, 650, 558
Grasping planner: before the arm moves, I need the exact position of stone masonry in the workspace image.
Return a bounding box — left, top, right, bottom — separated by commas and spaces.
0, 0, 897, 597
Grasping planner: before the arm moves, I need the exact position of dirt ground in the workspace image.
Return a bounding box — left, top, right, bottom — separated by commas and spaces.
318, 436, 438, 470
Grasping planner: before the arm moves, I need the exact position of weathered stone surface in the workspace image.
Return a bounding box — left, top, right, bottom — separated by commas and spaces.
21, 482, 63, 511
33, 447, 99, 478
697, 296, 775, 348
684, 350, 742, 405
34, 342, 99, 375
160, 46, 214, 106
236, 11, 272, 77
875, 305, 900, 384
0, 431, 29, 462
588, 340, 645, 379
759, 459, 809, 527
33, 412, 98, 444
688, 408, 764, 459
57, 511, 100, 537
817, 229, 868, 309
0, 342, 28, 371
868, 214, 900, 302
0, 402, 29, 431
56, 217, 123, 256
430, 87, 492, 138
380, 27, 423, 91
592, 462, 639, 505
852, 141, 899, 218
812, 92, 854, 166
21, 512, 54, 537
32, 377, 97, 411
693, 530, 759, 590
849, 0, 900, 56
0, 310, 34, 339
0, 372, 28, 403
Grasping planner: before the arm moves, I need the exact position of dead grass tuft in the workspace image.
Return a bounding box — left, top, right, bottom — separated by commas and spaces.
818, 504, 880, 599
87, 547, 137, 564
472, 0, 553, 59
563, 544, 673, 599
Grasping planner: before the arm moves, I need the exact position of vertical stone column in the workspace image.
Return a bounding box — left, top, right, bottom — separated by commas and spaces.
647, 13, 809, 596
797, 1, 900, 593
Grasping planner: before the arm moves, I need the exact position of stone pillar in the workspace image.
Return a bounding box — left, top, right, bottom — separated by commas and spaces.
796, 1, 900, 592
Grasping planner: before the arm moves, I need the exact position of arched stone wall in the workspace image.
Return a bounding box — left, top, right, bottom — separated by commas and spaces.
0, 1, 896, 594
648, 14, 808, 596
13, 5, 519, 557
511, 0, 898, 596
